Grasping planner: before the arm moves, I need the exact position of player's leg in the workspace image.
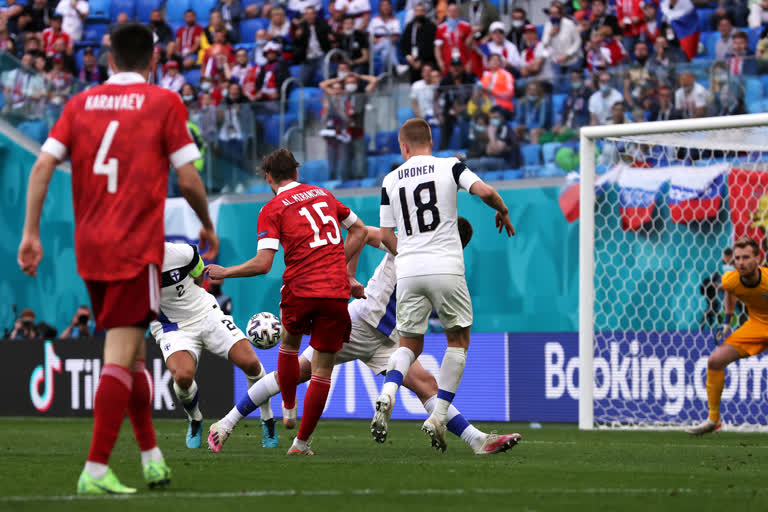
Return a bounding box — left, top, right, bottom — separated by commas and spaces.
288, 298, 349, 455
422, 275, 473, 452
686, 343, 744, 435
276, 288, 310, 429
373, 277, 430, 443
402, 362, 521, 455
210, 354, 313, 452
129, 340, 171, 487
225, 339, 278, 447
165, 347, 204, 448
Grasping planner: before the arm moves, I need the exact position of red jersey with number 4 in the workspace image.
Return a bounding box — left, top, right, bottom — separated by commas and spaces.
41, 72, 201, 282
256, 181, 358, 299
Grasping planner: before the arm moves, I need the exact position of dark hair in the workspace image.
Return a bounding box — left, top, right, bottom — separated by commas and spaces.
185, 9, 196, 15
458, 216, 473, 248
732, 30, 748, 42
717, 13, 734, 25
474, 112, 489, 124
734, 236, 760, 256
399, 118, 432, 148
263, 149, 300, 182
111, 23, 154, 71
724, 248, 733, 257
512, 7, 526, 16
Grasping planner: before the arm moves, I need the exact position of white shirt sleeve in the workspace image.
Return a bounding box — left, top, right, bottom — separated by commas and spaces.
379, 183, 396, 228
458, 168, 482, 192
340, 209, 358, 229
41, 137, 68, 160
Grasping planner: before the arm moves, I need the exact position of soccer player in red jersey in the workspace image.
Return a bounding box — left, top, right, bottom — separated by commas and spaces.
17, 23, 219, 494
205, 149, 367, 455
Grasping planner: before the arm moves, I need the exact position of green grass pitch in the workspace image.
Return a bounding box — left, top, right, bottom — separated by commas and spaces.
0, 417, 765, 511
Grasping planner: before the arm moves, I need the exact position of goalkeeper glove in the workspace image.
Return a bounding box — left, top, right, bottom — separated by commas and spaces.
714, 314, 733, 345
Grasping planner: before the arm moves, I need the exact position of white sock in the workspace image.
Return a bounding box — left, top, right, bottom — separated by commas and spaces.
173, 380, 203, 421
381, 347, 416, 398
245, 366, 274, 421
291, 437, 309, 451
434, 347, 467, 423
220, 371, 281, 431
140, 446, 164, 466
423, 396, 486, 450
84, 461, 108, 479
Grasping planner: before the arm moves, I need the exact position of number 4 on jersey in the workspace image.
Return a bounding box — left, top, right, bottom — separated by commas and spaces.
94, 120, 119, 193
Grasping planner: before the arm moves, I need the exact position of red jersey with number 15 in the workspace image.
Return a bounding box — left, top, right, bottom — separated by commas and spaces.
257, 181, 358, 299
41, 72, 201, 282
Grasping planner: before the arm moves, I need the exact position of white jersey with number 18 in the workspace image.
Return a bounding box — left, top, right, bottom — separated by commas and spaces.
379, 155, 481, 279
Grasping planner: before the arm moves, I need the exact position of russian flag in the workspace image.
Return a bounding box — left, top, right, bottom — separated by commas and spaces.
661, 0, 700, 60
667, 165, 727, 224
611, 165, 669, 231
559, 173, 581, 223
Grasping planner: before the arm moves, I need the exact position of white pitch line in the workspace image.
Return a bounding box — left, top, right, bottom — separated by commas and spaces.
0, 487, 727, 503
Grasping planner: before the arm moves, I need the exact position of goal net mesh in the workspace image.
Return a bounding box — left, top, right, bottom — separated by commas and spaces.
588, 127, 768, 431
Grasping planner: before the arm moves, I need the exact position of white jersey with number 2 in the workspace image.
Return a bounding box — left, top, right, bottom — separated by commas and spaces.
379, 155, 481, 279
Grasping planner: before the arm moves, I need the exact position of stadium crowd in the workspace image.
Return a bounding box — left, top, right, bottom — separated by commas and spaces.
1, 0, 768, 188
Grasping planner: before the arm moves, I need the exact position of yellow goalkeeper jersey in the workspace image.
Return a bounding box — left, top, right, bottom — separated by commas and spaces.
722, 267, 768, 324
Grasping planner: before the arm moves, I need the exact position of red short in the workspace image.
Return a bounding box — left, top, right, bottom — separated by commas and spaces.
85, 264, 160, 330
280, 286, 351, 353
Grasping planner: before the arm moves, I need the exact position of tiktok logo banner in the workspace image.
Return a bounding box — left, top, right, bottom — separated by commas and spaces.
29, 341, 62, 411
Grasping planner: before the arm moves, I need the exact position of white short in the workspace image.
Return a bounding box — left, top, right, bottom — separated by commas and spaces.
154, 307, 245, 364
302, 302, 397, 374
396, 274, 473, 336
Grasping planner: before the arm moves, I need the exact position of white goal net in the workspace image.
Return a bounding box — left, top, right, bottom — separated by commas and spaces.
578, 114, 768, 431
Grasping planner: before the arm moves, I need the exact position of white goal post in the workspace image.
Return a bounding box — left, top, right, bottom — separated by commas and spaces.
578, 113, 768, 431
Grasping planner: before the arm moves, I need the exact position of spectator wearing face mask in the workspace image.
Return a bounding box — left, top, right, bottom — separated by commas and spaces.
336, 14, 370, 74
436, 58, 476, 149
464, 107, 521, 171
520, 24, 553, 79
400, 2, 437, 83
506, 8, 529, 51
709, 61, 745, 116
514, 80, 552, 144
475, 21, 521, 74
545, 69, 593, 142
589, 71, 623, 125
148, 9, 174, 46
199, 76, 224, 105
160, 60, 186, 93
434, 3, 473, 75
180, 83, 199, 114
177, 9, 205, 70
10, 309, 40, 340
541, 3, 583, 75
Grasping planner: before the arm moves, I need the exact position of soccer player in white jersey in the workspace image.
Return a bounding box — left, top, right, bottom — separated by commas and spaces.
151, 242, 276, 449
207, 221, 521, 455
373, 118, 514, 451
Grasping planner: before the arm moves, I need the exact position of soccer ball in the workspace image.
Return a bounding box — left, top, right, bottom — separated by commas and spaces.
246, 312, 282, 350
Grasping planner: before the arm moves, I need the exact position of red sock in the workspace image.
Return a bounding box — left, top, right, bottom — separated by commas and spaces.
127, 359, 157, 451
278, 347, 300, 409
297, 375, 331, 441
87, 364, 132, 464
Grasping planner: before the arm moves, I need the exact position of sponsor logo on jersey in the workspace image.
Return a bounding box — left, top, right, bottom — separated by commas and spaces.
257, 230, 268, 240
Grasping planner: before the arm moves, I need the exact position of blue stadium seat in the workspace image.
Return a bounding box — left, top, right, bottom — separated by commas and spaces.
83, 22, 108, 43
240, 18, 269, 43
360, 177, 377, 188
483, 170, 504, 182
303, 87, 324, 118
397, 106, 414, 127
320, 180, 342, 189
74, 48, 86, 71
110, 0, 135, 20
521, 144, 541, 168
136, 0, 163, 23
88, 0, 111, 20
551, 93, 566, 115
245, 184, 271, 194
760, 75, 768, 97
18, 120, 48, 144
339, 179, 363, 188
541, 142, 560, 165
289, 64, 301, 80
696, 8, 714, 32
184, 68, 201, 87
433, 150, 456, 157
431, 126, 441, 151
375, 130, 398, 154
300, 160, 330, 183
703, 31, 719, 58
745, 77, 762, 106
748, 26, 762, 52
263, 114, 297, 146
169, 21, 184, 36
243, 0, 262, 7
536, 164, 566, 177
166, 0, 190, 22
396, 10, 407, 32
369, 0, 380, 16
192, 0, 218, 24
502, 169, 523, 180
747, 97, 768, 114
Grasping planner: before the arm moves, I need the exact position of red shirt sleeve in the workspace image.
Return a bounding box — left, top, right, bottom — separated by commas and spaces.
163, 92, 200, 169
332, 195, 358, 229
42, 96, 75, 160
257, 202, 281, 251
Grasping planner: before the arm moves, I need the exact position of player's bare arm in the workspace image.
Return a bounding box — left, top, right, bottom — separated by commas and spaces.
177, 163, 220, 260
18, 152, 60, 276
380, 227, 398, 255
344, 218, 368, 299
468, 181, 515, 237
204, 248, 277, 279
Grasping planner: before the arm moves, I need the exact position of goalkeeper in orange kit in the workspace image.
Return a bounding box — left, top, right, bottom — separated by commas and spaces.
687, 236, 768, 435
